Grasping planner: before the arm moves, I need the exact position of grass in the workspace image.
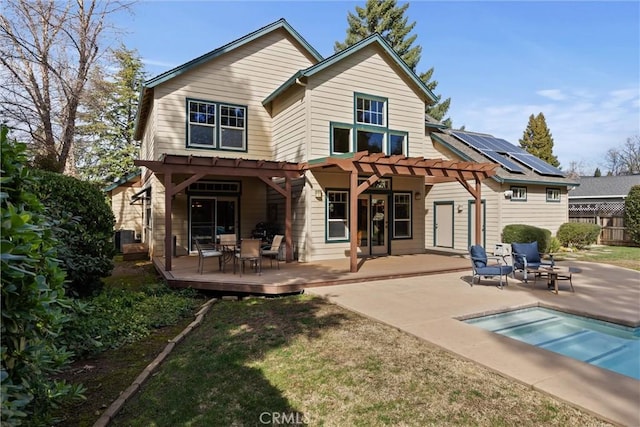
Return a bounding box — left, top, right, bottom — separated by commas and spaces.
112, 296, 611, 426
556, 245, 640, 270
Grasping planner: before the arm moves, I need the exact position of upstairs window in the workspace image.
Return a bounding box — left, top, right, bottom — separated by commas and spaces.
187, 99, 247, 151
188, 101, 216, 147
356, 95, 385, 126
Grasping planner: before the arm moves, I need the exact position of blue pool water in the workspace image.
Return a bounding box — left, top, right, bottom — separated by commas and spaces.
465, 307, 640, 380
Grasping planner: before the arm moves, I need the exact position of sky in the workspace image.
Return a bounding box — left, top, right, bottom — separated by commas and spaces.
110, 0, 640, 174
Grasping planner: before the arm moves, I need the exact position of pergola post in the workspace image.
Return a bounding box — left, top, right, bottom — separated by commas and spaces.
349, 170, 359, 272
164, 172, 173, 271
474, 178, 482, 245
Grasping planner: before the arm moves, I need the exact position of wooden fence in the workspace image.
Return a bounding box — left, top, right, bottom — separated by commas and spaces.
569, 216, 633, 246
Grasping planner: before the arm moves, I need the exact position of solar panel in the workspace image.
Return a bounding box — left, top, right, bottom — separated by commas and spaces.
508, 152, 565, 177
481, 150, 525, 173
450, 130, 565, 177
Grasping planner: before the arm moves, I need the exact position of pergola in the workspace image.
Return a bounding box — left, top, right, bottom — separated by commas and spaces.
306, 152, 498, 272
136, 152, 498, 273
135, 155, 305, 271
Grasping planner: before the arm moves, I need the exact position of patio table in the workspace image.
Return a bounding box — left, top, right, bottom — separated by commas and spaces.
536, 266, 579, 294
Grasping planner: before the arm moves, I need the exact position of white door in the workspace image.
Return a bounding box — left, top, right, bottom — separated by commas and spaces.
435, 202, 454, 248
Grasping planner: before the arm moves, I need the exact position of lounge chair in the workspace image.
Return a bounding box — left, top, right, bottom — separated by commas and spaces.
511, 241, 554, 282
469, 245, 514, 289
262, 234, 284, 269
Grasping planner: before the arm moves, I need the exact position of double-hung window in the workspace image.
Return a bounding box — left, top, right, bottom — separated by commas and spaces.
187, 99, 246, 150
393, 193, 412, 238
327, 190, 349, 240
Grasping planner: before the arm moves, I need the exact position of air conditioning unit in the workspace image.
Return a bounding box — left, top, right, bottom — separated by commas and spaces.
504, 190, 513, 198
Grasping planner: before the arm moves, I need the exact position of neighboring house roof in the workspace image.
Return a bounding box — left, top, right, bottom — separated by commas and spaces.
431, 130, 579, 187
568, 175, 640, 199
263, 33, 439, 107
103, 170, 141, 193
133, 18, 323, 140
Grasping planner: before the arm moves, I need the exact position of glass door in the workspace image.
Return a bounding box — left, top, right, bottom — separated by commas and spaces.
357, 196, 370, 256
371, 195, 388, 255
190, 196, 237, 251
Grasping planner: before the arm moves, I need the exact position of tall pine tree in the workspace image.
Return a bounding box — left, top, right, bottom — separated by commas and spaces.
76, 45, 147, 184
334, 0, 453, 127
519, 112, 560, 167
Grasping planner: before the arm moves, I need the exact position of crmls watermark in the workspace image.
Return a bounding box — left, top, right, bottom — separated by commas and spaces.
259, 411, 310, 425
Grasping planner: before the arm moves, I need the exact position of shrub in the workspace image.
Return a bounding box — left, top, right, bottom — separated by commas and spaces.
556, 222, 601, 249
625, 185, 640, 246
1, 126, 84, 426
29, 171, 115, 296
548, 236, 562, 253
501, 224, 552, 252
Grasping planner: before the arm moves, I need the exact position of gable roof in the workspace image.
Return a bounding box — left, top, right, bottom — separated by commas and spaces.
431, 130, 579, 187
263, 33, 439, 107
568, 175, 640, 199
133, 18, 323, 140
103, 170, 142, 193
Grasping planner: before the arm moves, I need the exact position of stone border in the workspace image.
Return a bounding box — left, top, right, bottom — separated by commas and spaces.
93, 298, 218, 427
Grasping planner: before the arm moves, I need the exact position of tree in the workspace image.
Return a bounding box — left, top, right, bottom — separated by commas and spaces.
0, 0, 129, 174
519, 112, 560, 167
624, 185, 640, 245
334, 0, 453, 127
76, 45, 146, 184
604, 136, 640, 175
593, 167, 601, 177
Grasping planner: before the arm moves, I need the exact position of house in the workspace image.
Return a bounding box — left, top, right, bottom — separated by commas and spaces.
104, 171, 144, 248
124, 18, 577, 274
568, 175, 640, 245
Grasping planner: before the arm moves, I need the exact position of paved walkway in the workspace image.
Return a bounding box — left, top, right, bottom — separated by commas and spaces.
307, 262, 640, 426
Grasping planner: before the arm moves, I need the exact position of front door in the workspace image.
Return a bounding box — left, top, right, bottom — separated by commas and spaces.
190, 196, 237, 250
357, 194, 389, 256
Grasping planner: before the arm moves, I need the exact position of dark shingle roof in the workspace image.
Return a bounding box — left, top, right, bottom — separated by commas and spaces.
568, 175, 640, 198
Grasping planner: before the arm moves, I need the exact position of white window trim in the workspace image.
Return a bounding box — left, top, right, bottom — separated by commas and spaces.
327, 190, 349, 241
511, 186, 527, 201
393, 192, 412, 238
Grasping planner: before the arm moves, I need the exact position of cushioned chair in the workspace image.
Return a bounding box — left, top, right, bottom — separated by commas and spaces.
262, 234, 284, 269
193, 238, 223, 274
511, 241, 554, 282
469, 245, 514, 289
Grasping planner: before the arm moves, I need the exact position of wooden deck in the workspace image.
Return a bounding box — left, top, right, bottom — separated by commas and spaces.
153, 249, 471, 295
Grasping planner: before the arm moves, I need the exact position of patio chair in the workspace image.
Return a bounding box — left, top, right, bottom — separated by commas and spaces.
511, 241, 554, 282
262, 234, 284, 269
193, 238, 223, 274
469, 245, 513, 289
234, 238, 262, 276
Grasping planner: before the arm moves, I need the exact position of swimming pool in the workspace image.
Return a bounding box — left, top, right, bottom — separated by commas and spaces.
464, 307, 640, 380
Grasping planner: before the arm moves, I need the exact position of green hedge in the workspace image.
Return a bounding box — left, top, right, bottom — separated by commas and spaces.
501, 224, 552, 252
556, 222, 601, 249
29, 171, 115, 297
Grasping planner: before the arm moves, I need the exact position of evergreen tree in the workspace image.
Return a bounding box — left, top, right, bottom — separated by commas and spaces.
594, 167, 602, 177
519, 113, 560, 167
76, 45, 147, 185
334, 0, 453, 127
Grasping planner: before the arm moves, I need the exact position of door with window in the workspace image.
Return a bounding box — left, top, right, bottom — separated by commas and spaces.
357, 195, 388, 256
190, 196, 237, 251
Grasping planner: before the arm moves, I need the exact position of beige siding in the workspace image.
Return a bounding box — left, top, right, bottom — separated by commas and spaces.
271, 85, 308, 162
150, 29, 316, 161
500, 184, 569, 236
307, 45, 428, 161
111, 185, 143, 233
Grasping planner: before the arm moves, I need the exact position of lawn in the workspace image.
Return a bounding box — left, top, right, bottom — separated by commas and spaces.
111, 296, 611, 426
557, 245, 640, 270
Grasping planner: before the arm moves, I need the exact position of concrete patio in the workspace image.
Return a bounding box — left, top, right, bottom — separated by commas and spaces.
307, 262, 640, 426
